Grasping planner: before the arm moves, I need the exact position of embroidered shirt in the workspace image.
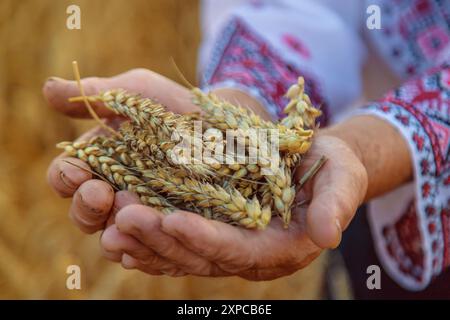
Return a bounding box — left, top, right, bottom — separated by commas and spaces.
198, 0, 450, 291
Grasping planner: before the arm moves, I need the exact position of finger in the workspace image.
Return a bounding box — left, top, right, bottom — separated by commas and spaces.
43, 69, 197, 119
239, 250, 321, 281
47, 157, 92, 197
115, 205, 222, 276
101, 225, 176, 272
121, 254, 186, 277
111, 191, 141, 216
162, 208, 319, 276
69, 180, 114, 234
101, 225, 149, 263
47, 117, 126, 198
299, 163, 364, 249
106, 191, 141, 227
161, 210, 257, 273
43, 76, 117, 118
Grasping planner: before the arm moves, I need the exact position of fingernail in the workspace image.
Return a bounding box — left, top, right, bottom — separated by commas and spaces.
58, 160, 82, 189
333, 218, 342, 249
335, 218, 342, 233
78, 188, 105, 215
46, 76, 64, 82
122, 253, 137, 269
59, 170, 77, 190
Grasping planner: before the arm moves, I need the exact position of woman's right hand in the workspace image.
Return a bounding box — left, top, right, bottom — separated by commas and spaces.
44, 68, 199, 233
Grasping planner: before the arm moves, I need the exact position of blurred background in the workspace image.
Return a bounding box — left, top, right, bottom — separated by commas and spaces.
0, 0, 327, 299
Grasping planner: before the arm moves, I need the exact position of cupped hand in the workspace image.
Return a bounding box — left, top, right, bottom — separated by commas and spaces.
99, 133, 368, 280
45, 68, 198, 233
45, 68, 368, 280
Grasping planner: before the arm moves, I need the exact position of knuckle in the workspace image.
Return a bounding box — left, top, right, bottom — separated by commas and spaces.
161, 267, 183, 277
130, 68, 155, 80
139, 254, 162, 266
333, 194, 355, 223
240, 269, 266, 281
355, 165, 369, 200
78, 181, 113, 212
171, 270, 187, 277
84, 76, 103, 92
127, 247, 152, 261
119, 209, 164, 246
194, 262, 223, 277
219, 258, 253, 274
101, 250, 121, 262
69, 208, 99, 234
100, 228, 119, 252
156, 237, 179, 256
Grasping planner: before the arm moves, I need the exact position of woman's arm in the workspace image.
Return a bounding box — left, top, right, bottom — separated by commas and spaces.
324, 115, 413, 201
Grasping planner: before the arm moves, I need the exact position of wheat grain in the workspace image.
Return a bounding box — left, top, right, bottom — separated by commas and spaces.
119, 121, 215, 180
141, 168, 271, 229
263, 160, 295, 228
281, 77, 322, 130
70, 90, 189, 142
57, 140, 174, 212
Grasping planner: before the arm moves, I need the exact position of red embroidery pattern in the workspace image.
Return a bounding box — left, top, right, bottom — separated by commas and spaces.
202, 18, 327, 123
384, 64, 450, 174
281, 34, 311, 59
383, 201, 425, 281
443, 207, 450, 268
369, 0, 450, 78
365, 64, 450, 281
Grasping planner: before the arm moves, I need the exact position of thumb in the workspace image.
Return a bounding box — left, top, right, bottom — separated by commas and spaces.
43, 75, 119, 119
305, 189, 345, 249
304, 169, 364, 249
42, 68, 196, 119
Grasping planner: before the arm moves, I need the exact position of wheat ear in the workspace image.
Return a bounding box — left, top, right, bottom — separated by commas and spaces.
281, 77, 322, 130
191, 88, 313, 154
119, 121, 216, 180
57, 140, 174, 212
264, 160, 295, 228
70, 89, 189, 141
141, 168, 271, 229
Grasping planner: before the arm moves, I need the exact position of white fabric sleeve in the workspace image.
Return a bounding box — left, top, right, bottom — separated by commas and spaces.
355, 64, 450, 291
198, 0, 366, 123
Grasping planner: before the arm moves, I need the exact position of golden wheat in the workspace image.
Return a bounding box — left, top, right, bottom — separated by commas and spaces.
57, 140, 174, 212
191, 87, 314, 154
281, 77, 323, 130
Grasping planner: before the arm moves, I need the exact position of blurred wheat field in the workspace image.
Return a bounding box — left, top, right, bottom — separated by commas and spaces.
0, 0, 325, 299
